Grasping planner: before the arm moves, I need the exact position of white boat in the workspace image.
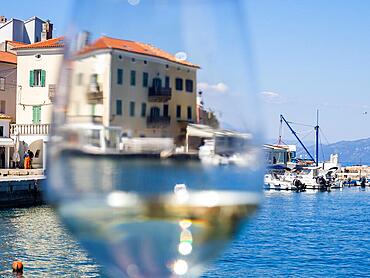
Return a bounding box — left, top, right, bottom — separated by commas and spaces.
264, 166, 340, 191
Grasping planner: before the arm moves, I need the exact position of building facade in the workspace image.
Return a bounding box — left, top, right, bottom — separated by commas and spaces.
0, 114, 13, 168
0, 51, 17, 121
0, 16, 52, 44
67, 36, 199, 144
11, 37, 64, 168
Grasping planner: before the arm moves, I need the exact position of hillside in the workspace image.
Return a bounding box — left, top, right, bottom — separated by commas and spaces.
296, 137, 370, 165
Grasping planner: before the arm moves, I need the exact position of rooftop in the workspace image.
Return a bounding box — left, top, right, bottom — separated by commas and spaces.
13, 37, 64, 50
6, 40, 27, 48
79, 36, 199, 68
0, 51, 16, 64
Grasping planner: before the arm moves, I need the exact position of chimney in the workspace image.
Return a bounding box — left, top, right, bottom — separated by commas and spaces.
0, 16, 7, 27
41, 20, 53, 41
76, 31, 90, 51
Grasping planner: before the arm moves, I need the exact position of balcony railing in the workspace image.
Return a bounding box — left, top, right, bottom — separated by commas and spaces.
10, 124, 50, 136
86, 83, 103, 104
146, 116, 171, 128
148, 86, 172, 102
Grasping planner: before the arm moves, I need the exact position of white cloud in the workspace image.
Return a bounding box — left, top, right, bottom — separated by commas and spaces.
198, 82, 229, 93
260, 91, 285, 104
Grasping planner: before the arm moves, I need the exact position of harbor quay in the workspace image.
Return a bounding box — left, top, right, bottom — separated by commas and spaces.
0, 169, 45, 208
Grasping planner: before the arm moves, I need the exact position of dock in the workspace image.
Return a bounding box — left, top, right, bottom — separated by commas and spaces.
0, 169, 45, 208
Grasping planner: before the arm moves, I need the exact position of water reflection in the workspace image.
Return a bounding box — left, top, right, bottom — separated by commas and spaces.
0, 206, 100, 277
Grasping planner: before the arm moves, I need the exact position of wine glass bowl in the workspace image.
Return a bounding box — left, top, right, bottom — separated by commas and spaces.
48, 0, 263, 277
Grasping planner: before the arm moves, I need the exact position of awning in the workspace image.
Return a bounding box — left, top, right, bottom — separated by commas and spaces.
186, 124, 215, 138
0, 138, 15, 147
186, 123, 251, 139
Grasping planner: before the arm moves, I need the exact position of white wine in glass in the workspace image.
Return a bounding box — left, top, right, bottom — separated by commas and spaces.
48, 0, 263, 277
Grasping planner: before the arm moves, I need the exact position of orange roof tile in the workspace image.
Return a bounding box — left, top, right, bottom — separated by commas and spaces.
6, 41, 27, 48
79, 36, 199, 68
13, 37, 64, 50
0, 51, 16, 64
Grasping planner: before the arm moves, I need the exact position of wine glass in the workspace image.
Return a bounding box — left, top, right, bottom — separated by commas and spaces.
48, 0, 263, 277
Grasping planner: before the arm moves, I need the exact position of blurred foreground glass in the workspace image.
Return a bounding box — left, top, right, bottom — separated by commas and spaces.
48, 0, 263, 277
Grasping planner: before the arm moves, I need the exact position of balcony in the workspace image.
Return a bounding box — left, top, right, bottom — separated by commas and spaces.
146, 116, 171, 128
86, 82, 103, 104
10, 124, 50, 136
148, 86, 172, 102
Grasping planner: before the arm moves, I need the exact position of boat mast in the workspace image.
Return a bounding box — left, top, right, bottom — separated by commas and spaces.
280, 114, 316, 163
315, 109, 319, 166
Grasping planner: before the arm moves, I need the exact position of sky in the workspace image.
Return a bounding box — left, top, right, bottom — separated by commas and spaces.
2, 0, 369, 143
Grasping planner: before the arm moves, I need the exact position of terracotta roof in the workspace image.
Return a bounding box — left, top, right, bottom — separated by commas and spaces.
6, 41, 27, 48
0, 114, 12, 120
0, 51, 16, 64
79, 36, 199, 68
13, 37, 64, 50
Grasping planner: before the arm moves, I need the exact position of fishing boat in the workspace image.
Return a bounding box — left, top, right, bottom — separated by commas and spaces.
264, 111, 341, 191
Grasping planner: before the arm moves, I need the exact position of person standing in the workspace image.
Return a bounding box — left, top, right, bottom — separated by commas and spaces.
23, 151, 30, 169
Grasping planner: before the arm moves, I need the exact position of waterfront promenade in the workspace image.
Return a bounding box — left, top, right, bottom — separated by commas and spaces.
0, 170, 45, 208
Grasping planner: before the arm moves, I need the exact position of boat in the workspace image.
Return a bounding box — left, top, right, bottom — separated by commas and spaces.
264, 112, 342, 191
264, 165, 340, 191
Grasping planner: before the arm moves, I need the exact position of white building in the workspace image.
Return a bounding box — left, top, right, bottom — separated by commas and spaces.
67, 36, 199, 145
0, 16, 52, 44
11, 37, 64, 169
0, 114, 13, 168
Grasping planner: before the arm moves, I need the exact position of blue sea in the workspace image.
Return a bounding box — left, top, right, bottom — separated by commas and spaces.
0, 187, 369, 277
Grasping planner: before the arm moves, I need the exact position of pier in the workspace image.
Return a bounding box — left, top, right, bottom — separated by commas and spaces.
0, 170, 45, 208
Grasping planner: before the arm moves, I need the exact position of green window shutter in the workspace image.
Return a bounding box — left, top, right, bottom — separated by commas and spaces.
29, 70, 34, 87
37, 106, 41, 123
33, 106, 41, 123
41, 70, 46, 87
32, 106, 36, 123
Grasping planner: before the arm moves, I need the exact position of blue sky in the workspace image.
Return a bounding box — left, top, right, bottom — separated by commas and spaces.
3, 0, 369, 143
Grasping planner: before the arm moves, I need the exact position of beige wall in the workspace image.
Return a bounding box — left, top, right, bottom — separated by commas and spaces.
109, 49, 197, 139
16, 48, 63, 124
67, 49, 198, 141
67, 51, 112, 126
0, 62, 16, 121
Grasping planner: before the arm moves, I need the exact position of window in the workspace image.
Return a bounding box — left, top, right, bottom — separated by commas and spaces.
77, 73, 83, 86
143, 72, 149, 87
116, 100, 122, 115
0, 126, 3, 137
29, 69, 46, 87
35, 150, 40, 158
185, 79, 193, 93
175, 78, 183, 91
176, 105, 181, 118
163, 104, 169, 117
150, 107, 160, 117
187, 106, 192, 120
0, 77, 5, 91
0, 101, 5, 114
165, 76, 170, 88
141, 103, 147, 117
130, 70, 136, 86
117, 69, 123, 85
130, 101, 135, 116
32, 106, 41, 124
